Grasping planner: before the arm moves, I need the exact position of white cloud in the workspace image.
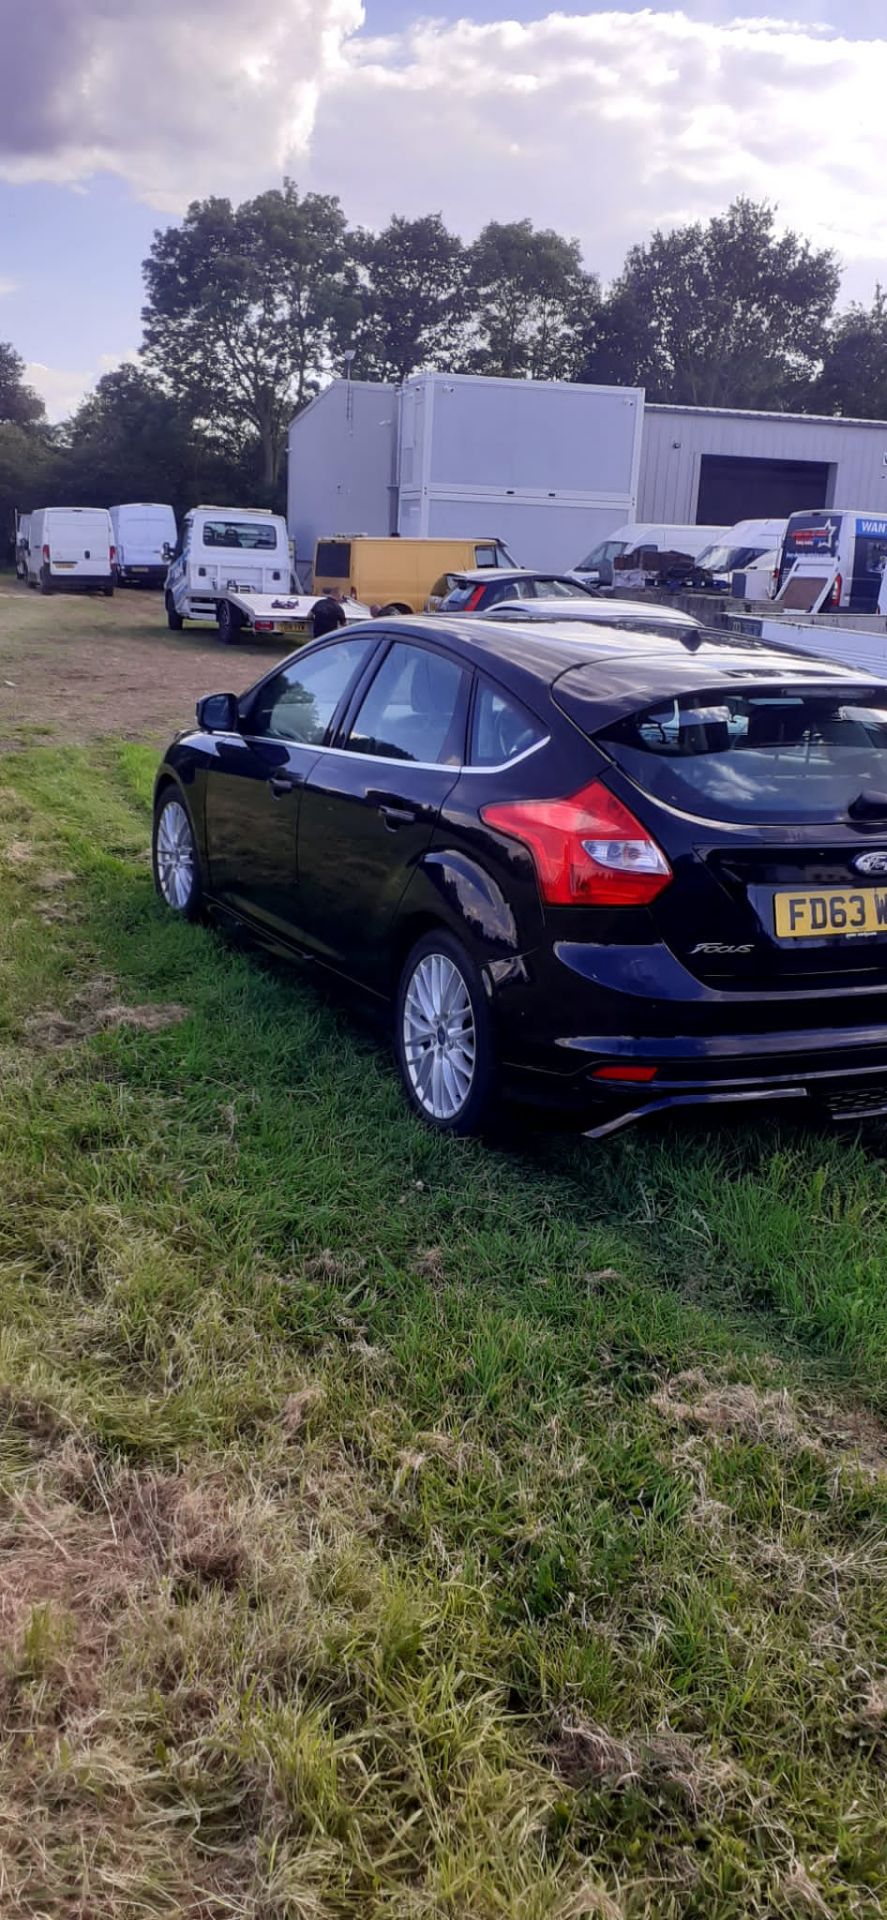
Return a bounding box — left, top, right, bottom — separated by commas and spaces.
0, 275, 20, 298
301, 11, 887, 289
26, 361, 94, 420
1, 0, 364, 212
3, 7, 887, 299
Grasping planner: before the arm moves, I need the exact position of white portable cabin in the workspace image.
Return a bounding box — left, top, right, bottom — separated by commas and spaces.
111, 503, 177, 588
25, 506, 115, 594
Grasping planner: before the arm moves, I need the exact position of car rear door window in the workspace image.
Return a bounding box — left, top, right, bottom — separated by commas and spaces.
346, 641, 469, 764
599, 686, 887, 824
470, 678, 547, 767
250, 637, 374, 745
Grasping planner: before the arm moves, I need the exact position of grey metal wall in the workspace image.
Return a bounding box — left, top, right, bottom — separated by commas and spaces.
287, 381, 396, 572
639, 404, 887, 524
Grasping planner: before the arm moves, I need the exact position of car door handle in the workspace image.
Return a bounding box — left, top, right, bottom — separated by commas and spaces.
378, 801, 418, 828
268, 772, 302, 797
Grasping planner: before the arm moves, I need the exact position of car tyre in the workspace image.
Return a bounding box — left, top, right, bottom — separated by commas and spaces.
166, 592, 184, 631
152, 789, 204, 921
39, 568, 53, 596
103, 582, 114, 598
217, 600, 243, 646
395, 930, 495, 1135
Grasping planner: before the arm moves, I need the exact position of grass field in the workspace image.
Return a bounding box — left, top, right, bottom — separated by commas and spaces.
1, 727, 887, 1915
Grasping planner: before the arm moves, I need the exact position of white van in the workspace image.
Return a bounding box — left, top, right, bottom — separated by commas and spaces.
14, 512, 30, 580
693, 520, 787, 591
164, 506, 292, 628
573, 523, 727, 588
111, 502, 177, 589
774, 510, 887, 615
25, 507, 115, 595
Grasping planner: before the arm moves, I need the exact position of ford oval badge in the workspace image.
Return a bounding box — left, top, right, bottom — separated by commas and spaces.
853, 850, 887, 875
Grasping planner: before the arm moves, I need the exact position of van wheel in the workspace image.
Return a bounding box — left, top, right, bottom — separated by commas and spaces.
217, 601, 243, 646
103, 583, 114, 598
39, 569, 53, 596
166, 593, 184, 632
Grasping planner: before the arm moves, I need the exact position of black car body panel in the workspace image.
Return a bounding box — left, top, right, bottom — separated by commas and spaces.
155, 616, 887, 1135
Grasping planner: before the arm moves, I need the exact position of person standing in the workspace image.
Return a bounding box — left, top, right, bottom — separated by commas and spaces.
311, 591, 347, 640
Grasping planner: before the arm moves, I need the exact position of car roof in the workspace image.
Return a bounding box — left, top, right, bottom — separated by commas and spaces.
482, 598, 703, 629
449, 568, 582, 584
348, 615, 880, 716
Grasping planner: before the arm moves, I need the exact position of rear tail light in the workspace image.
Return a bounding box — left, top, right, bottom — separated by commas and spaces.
254, 619, 274, 632
829, 572, 843, 609
480, 779, 672, 906
465, 585, 486, 611
43, 544, 50, 562
110, 545, 117, 564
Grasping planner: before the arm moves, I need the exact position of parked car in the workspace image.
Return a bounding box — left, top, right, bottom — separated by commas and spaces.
24, 506, 115, 595
573, 524, 727, 589
111, 502, 177, 589
479, 597, 706, 644
165, 506, 293, 630
434, 569, 593, 613
314, 536, 518, 615
153, 615, 887, 1139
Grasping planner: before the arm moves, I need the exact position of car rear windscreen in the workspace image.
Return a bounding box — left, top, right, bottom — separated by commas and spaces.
599, 687, 887, 824
315, 541, 351, 578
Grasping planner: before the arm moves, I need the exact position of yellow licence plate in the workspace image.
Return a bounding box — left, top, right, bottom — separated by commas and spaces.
774, 887, 887, 939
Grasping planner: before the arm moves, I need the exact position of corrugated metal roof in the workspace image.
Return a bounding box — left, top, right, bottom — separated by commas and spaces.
646, 401, 887, 431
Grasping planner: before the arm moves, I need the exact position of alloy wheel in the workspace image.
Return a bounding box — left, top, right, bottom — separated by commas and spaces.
155, 799, 195, 911
402, 951, 477, 1121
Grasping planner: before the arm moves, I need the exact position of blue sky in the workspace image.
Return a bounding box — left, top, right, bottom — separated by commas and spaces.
2, 0, 885, 417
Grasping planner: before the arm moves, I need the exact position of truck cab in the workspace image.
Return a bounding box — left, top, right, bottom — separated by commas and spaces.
165, 507, 293, 628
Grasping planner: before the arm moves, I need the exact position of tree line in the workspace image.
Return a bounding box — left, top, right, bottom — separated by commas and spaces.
4, 184, 887, 538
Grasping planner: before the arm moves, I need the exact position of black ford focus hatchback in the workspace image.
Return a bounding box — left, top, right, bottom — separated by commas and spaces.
153, 616, 887, 1137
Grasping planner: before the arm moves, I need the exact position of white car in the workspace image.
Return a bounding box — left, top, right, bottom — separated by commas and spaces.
478, 596, 706, 643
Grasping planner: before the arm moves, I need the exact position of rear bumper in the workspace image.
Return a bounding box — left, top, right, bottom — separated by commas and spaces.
119, 565, 166, 587
494, 937, 887, 1135
46, 572, 112, 591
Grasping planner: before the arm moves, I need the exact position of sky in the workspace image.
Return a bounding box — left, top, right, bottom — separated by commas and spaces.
1, 0, 886, 418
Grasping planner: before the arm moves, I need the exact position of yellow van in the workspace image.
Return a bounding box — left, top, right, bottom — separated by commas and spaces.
312, 536, 517, 614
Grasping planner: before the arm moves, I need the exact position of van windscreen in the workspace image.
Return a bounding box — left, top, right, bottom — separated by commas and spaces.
315, 541, 351, 578
203, 520, 279, 550
599, 686, 887, 825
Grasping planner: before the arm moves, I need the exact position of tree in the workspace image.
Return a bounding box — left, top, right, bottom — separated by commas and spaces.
60, 363, 257, 515
142, 181, 360, 495
0, 341, 46, 430
353, 214, 466, 383
463, 220, 598, 381
811, 287, 887, 419
584, 199, 839, 410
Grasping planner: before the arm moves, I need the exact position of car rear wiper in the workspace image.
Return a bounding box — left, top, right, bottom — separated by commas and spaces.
848, 791, 887, 821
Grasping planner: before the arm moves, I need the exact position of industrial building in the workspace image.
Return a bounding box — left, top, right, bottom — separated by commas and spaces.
287, 373, 887, 576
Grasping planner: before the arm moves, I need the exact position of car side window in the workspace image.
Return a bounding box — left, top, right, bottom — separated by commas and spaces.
346, 641, 469, 765
470, 677, 546, 768
250, 637, 374, 745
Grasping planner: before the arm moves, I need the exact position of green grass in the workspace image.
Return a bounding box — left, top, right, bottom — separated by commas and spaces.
1, 743, 886, 1919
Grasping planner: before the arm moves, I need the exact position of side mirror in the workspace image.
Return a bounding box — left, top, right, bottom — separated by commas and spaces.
196, 691, 239, 733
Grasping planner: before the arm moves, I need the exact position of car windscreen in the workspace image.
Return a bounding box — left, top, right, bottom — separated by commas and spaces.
598, 686, 887, 825
696, 543, 767, 573
441, 580, 478, 609
575, 539, 627, 571
202, 520, 279, 550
